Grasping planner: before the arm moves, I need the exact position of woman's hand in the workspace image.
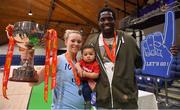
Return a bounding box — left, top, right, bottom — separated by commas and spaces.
75, 62, 83, 77
29, 66, 44, 87
29, 72, 39, 87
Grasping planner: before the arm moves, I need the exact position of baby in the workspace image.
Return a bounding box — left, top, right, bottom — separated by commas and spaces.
75, 45, 100, 108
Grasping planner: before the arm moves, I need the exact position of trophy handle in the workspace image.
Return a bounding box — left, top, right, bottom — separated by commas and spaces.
5, 24, 14, 39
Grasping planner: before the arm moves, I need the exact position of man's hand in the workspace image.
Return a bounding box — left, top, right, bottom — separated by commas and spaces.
170, 45, 179, 56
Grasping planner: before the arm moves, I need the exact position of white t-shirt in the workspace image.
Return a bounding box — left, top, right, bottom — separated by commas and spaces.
98, 33, 117, 85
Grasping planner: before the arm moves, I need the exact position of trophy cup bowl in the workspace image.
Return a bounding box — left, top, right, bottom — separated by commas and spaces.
9, 21, 45, 82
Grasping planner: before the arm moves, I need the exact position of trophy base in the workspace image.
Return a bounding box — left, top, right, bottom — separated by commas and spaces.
9, 66, 38, 82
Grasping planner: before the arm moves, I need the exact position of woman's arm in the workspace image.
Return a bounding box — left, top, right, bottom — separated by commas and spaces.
82, 70, 99, 79
29, 56, 56, 86
75, 62, 99, 79
36, 66, 45, 85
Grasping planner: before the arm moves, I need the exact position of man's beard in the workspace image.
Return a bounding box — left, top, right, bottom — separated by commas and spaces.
102, 29, 114, 38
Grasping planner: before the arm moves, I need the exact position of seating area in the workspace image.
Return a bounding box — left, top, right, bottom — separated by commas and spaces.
171, 53, 180, 78
136, 52, 180, 87
135, 53, 180, 108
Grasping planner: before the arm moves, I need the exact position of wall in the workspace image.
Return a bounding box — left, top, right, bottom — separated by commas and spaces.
58, 38, 66, 49
0, 38, 67, 55
0, 29, 8, 45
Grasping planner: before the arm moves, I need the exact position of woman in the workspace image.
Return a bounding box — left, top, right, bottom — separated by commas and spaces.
32, 30, 84, 109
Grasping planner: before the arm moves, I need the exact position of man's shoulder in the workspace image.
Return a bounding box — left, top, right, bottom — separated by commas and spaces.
117, 30, 136, 41
117, 30, 131, 38
84, 32, 100, 46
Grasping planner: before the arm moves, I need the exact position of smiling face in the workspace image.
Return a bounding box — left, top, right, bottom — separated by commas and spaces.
65, 33, 82, 55
82, 48, 96, 63
98, 11, 115, 38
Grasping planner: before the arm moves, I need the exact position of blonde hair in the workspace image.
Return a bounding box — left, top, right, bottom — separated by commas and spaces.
64, 30, 82, 40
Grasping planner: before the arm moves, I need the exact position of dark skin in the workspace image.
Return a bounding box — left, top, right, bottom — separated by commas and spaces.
98, 11, 179, 55
98, 12, 115, 38
170, 45, 179, 56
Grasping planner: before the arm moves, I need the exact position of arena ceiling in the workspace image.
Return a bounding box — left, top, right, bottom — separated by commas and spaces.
0, 0, 146, 44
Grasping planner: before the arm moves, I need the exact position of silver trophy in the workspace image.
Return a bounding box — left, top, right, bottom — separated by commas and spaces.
8, 21, 45, 82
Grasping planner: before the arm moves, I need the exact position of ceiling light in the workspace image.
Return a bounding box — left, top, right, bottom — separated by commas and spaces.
80, 28, 83, 33
28, 10, 32, 16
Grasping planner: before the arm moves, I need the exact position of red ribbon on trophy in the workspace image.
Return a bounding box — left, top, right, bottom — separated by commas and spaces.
2, 25, 15, 99
2, 26, 58, 102
44, 29, 58, 102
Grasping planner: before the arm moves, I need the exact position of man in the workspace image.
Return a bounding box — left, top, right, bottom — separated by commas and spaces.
85, 7, 142, 109
85, 7, 179, 109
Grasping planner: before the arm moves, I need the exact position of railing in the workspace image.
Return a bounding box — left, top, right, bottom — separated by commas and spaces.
120, 1, 180, 29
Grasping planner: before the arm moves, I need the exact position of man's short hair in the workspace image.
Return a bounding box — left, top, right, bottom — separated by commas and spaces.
98, 7, 116, 21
